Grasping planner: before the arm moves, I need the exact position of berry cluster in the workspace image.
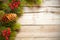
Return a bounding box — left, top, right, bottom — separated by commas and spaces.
9, 0, 20, 10
2, 28, 11, 40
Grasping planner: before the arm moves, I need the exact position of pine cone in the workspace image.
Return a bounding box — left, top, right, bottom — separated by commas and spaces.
2, 13, 17, 23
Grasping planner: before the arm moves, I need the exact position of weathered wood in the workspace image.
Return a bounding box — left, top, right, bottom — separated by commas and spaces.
16, 0, 60, 40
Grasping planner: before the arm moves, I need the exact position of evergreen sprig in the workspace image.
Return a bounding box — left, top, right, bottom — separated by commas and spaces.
0, 0, 42, 40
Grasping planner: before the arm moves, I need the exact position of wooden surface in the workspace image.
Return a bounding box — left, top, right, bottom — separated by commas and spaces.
16, 0, 60, 40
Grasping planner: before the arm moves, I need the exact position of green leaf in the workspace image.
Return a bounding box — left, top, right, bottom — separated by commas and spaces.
25, 0, 42, 7
11, 23, 21, 32
0, 26, 6, 31
9, 31, 17, 40
0, 10, 5, 18
8, 0, 12, 2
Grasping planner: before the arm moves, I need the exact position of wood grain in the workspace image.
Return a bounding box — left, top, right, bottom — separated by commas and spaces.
16, 0, 60, 40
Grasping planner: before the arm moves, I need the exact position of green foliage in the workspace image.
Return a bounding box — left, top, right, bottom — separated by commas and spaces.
0, 11, 5, 19
9, 31, 17, 40
0, 10, 5, 14
0, 26, 7, 31
0, 0, 42, 40
0, 11, 5, 26
20, 0, 26, 6
25, 0, 42, 7
11, 23, 21, 32
2, 0, 24, 17
8, 0, 12, 2
15, 7, 23, 17
0, 1, 3, 10
10, 31, 17, 37
25, 0, 42, 4
0, 35, 5, 40
0, 26, 7, 40
1, 20, 16, 27
3, 4, 11, 13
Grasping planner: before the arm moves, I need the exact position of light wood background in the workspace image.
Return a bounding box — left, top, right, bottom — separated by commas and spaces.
15, 0, 60, 40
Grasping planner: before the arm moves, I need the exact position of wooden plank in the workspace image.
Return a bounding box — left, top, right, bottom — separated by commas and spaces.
17, 13, 60, 25
15, 38, 60, 40
16, 26, 60, 38
23, 7, 60, 13
20, 26, 60, 32
16, 0, 60, 40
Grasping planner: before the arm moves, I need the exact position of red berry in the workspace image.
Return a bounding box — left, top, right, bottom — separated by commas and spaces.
7, 32, 10, 36
9, 3, 14, 10
2, 33, 6, 37
17, 1, 20, 5
2, 30, 6, 33
7, 28, 11, 36
13, 3, 16, 7
7, 28, 11, 31
10, 5, 14, 10
5, 36, 8, 40
15, 2, 18, 5
7, 31, 11, 36
9, 0, 20, 10
2, 29, 11, 40
15, 5, 18, 8
2, 30, 7, 36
